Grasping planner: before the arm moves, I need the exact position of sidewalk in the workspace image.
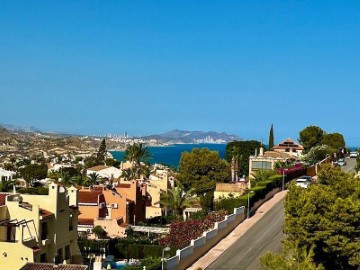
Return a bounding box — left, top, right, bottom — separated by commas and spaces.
187, 190, 288, 270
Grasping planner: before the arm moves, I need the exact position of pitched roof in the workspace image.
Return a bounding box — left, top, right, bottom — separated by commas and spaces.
273, 138, 304, 150
118, 183, 131, 188
39, 208, 54, 219
263, 151, 294, 159
20, 263, 88, 270
78, 190, 102, 204
87, 165, 110, 171
78, 218, 94, 226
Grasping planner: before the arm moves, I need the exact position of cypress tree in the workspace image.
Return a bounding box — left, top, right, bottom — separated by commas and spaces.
97, 138, 107, 164
269, 124, 274, 150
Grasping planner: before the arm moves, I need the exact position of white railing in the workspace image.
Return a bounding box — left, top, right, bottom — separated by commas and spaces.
166, 206, 245, 270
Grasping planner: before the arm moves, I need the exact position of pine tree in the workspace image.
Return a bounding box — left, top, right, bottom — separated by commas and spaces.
269, 124, 274, 150
96, 138, 107, 164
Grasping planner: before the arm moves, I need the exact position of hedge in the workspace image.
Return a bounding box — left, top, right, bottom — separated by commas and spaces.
215, 193, 254, 214
79, 239, 176, 260
215, 174, 284, 214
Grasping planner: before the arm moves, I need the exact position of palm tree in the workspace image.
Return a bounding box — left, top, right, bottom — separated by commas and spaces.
120, 168, 135, 181
87, 172, 100, 186
158, 182, 198, 219
123, 143, 152, 179
70, 175, 90, 187
251, 169, 276, 186
58, 171, 71, 186
0, 180, 16, 192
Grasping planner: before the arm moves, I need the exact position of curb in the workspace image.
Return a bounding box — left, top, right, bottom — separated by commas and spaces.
187, 191, 288, 270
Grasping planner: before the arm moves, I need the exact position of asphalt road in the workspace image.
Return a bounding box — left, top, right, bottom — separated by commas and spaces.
206, 197, 285, 270
341, 157, 357, 173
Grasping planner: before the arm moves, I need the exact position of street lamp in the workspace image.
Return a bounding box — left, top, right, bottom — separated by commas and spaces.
247, 191, 255, 219
162, 246, 171, 270
282, 169, 287, 191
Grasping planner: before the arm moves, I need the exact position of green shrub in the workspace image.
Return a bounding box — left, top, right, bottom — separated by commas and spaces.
215, 194, 253, 213
128, 244, 142, 258
215, 175, 284, 214
143, 245, 163, 258
269, 174, 283, 187
125, 257, 162, 270
249, 185, 267, 201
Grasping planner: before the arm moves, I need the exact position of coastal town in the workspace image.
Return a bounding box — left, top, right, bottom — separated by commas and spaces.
2, 1, 360, 270
0, 123, 359, 270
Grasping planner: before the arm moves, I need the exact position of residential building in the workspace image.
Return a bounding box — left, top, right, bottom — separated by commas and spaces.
120, 161, 133, 171
214, 182, 247, 200
272, 138, 304, 156
0, 167, 16, 182
77, 180, 148, 238
248, 147, 295, 179
145, 168, 175, 219
47, 163, 74, 173
148, 169, 174, 191
86, 165, 122, 179
0, 184, 82, 270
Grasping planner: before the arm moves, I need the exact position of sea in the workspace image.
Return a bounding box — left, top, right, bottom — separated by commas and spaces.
111, 143, 226, 168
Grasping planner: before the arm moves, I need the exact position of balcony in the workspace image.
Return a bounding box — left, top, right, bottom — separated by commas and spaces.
23, 236, 37, 248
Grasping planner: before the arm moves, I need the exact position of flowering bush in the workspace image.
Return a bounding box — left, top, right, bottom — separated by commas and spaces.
277, 163, 304, 174
160, 210, 227, 249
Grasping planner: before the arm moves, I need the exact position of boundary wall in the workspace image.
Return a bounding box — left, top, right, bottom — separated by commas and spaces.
166, 187, 281, 270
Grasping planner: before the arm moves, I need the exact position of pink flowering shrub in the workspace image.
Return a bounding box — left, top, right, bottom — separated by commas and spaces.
160, 210, 227, 249
277, 163, 308, 182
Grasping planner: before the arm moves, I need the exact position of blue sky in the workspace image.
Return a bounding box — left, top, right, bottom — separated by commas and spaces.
1, 1, 360, 145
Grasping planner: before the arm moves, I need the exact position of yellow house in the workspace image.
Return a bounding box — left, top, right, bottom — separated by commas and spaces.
0, 184, 82, 270
214, 182, 248, 200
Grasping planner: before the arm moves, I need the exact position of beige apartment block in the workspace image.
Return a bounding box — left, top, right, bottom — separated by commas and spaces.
78, 180, 149, 238
0, 184, 82, 270
248, 147, 295, 179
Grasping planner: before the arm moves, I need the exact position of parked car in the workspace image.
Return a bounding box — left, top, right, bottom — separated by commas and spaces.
349, 152, 359, 158
338, 158, 346, 166
296, 175, 312, 188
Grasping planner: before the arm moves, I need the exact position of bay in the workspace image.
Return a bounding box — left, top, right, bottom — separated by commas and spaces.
111, 143, 226, 168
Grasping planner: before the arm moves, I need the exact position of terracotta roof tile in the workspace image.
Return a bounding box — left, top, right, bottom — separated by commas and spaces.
20, 263, 88, 270
78, 190, 102, 204
39, 208, 54, 219
87, 165, 109, 171
263, 151, 295, 159
273, 138, 304, 150
32, 246, 41, 253
78, 218, 94, 226
118, 183, 131, 188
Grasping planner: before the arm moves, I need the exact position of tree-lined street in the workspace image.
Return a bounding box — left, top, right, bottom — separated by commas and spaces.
206, 197, 285, 270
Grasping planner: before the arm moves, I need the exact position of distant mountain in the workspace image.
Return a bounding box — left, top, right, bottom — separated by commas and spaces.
143, 129, 241, 144
0, 123, 41, 133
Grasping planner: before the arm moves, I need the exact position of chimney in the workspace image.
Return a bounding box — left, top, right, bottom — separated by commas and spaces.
259, 147, 264, 156
255, 149, 258, 156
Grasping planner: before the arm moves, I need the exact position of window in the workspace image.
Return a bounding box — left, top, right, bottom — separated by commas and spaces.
252, 161, 272, 170
65, 245, 71, 260
57, 248, 63, 263
40, 253, 47, 263
41, 222, 48, 240
69, 215, 73, 231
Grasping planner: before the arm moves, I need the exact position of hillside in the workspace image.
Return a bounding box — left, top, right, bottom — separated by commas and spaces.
143, 129, 240, 143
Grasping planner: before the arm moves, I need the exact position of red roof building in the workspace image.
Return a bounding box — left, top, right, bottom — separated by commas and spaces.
272, 138, 304, 156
